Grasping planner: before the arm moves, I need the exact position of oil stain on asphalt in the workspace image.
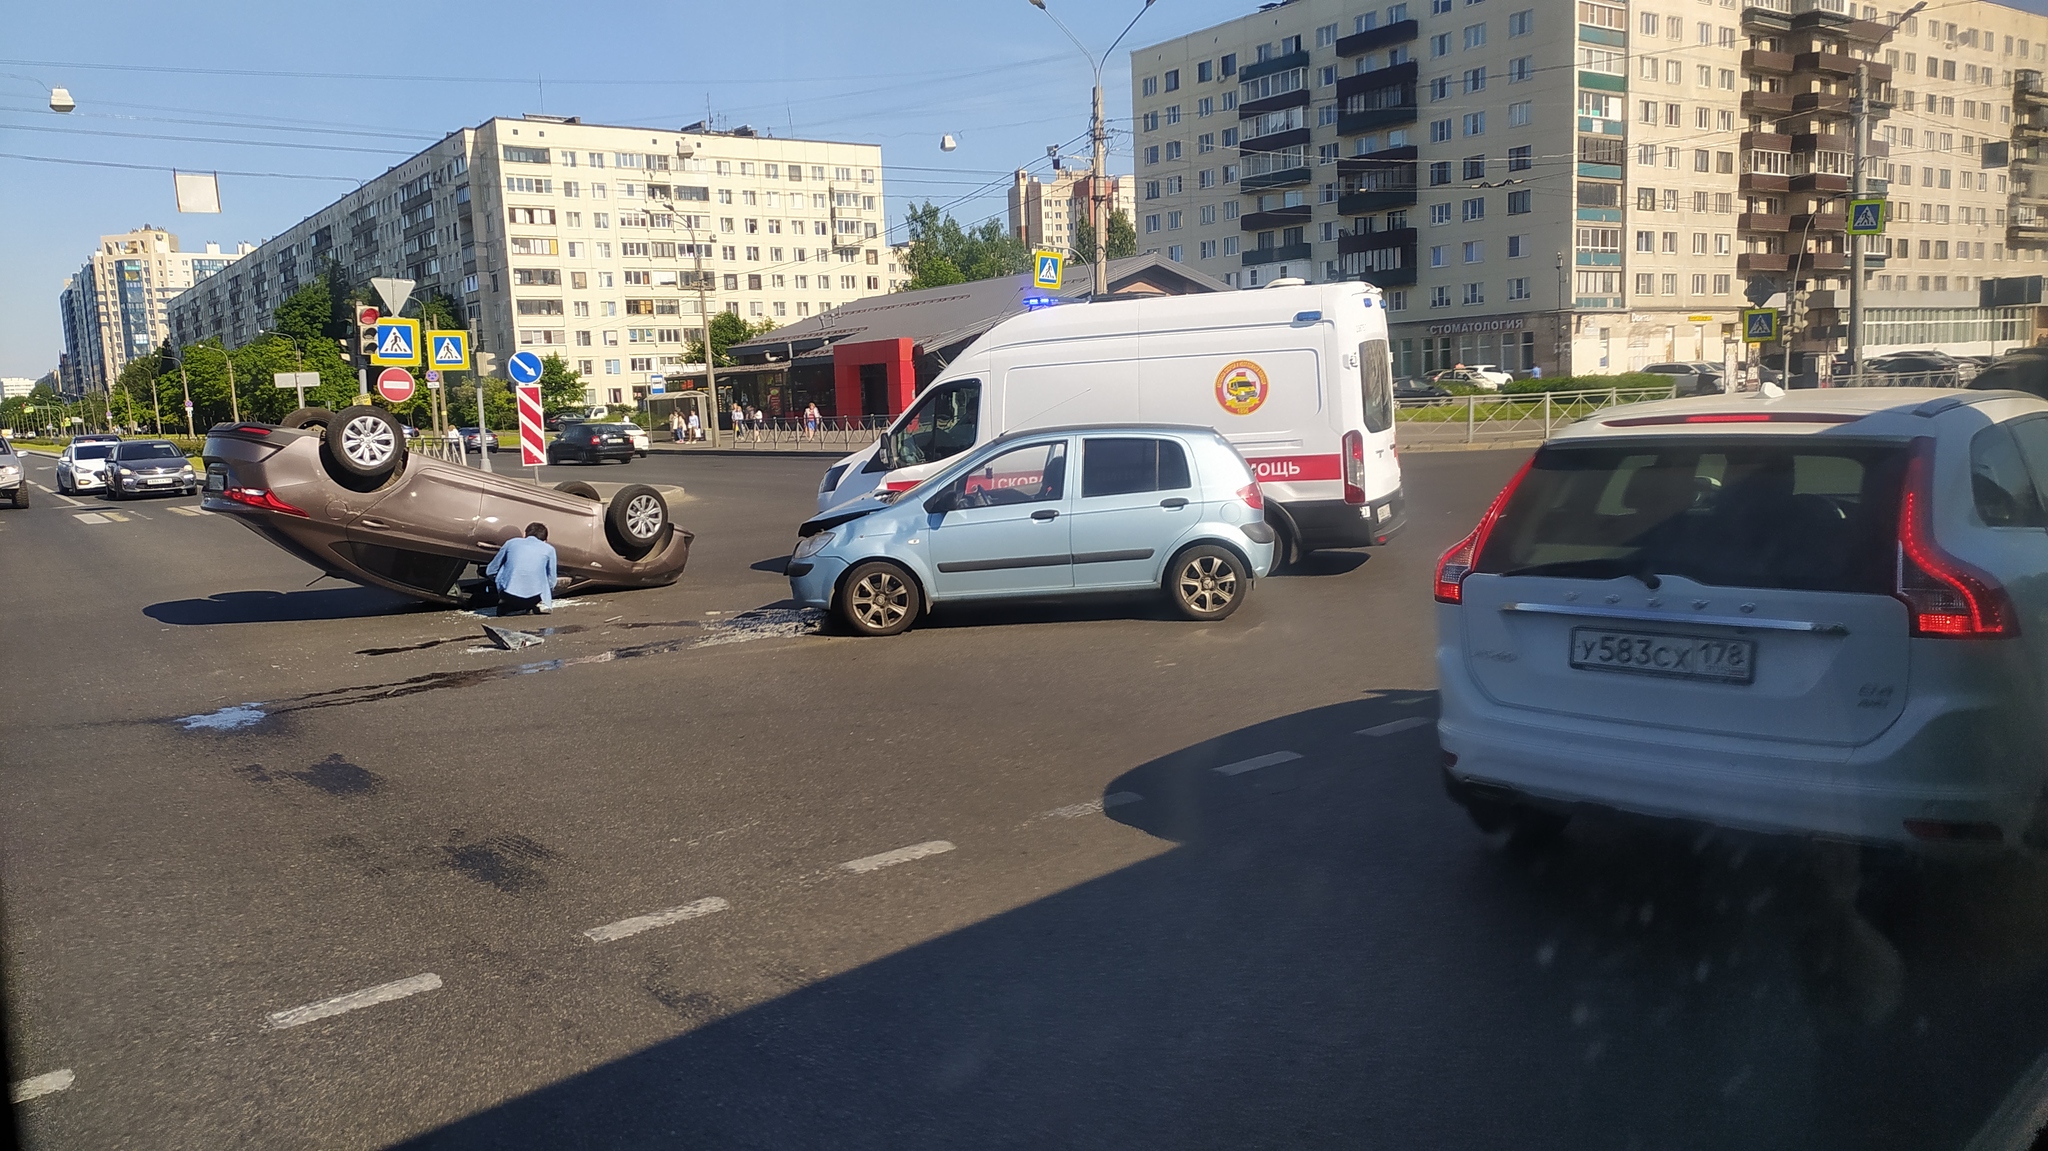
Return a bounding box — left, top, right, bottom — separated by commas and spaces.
235, 754, 384, 796
441, 831, 560, 893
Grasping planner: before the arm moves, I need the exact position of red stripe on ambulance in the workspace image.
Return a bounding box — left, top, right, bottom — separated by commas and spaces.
1246, 454, 1341, 482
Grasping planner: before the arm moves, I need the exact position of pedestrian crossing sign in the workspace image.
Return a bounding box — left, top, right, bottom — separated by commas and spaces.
1032, 249, 1064, 290
427, 329, 471, 371
370, 318, 420, 365
1742, 308, 1781, 343
1848, 198, 1886, 235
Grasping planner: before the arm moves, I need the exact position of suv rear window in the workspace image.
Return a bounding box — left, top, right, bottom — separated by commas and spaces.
1476, 440, 1909, 594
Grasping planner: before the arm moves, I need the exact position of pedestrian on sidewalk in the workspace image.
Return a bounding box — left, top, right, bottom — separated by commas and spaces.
730, 402, 746, 445
750, 405, 765, 443
687, 410, 702, 442
486, 522, 557, 616
803, 402, 820, 441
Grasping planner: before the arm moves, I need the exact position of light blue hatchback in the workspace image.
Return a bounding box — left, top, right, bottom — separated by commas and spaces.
788, 424, 1279, 635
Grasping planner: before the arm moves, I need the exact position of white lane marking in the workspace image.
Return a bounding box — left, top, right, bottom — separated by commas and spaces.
581, 896, 729, 943
100, 511, 129, 523
10, 1069, 75, 1103
839, 840, 955, 874
170, 505, 204, 517
1358, 716, 1433, 737
72, 513, 109, 525
1214, 751, 1301, 777
1034, 792, 1144, 822
265, 973, 442, 1031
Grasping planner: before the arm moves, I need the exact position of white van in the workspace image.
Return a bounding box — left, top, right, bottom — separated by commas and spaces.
815, 281, 1406, 558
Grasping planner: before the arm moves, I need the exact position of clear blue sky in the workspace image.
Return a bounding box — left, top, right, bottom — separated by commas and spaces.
0, 0, 1256, 379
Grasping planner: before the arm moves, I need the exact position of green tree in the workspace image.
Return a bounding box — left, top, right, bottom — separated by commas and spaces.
538, 353, 586, 415
899, 201, 1030, 291
685, 312, 777, 368
1067, 207, 1139, 266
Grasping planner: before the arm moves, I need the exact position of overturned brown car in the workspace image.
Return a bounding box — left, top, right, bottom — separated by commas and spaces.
202, 405, 691, 604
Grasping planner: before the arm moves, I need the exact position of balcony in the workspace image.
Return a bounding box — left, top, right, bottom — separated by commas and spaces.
1337, 60, 1418, 98
1241, 166, 1312, 192
1243, 242, 1313, 267
1740, 171, 1792, 194
1793, 50, 1859, 79
1742, 90, 1795, 117
1239, 88, 1311, 117
1338, 226, 1417, 255
1802, 250, 1850, 271
1361, 266, 1418, 286
1791, 210, 1847, 232
1743, 48, 1795, 74
1339, 187, 1417, 213
1790, 170, 1850, 193
1739, 211, 1792, 232
1741, 130, 1793, 152
1338, 106, 1418, 134
1241, 205, 1312, 231
1791, 130, 1854, 153
1240, 50, 1309, 83
1335, 19, 1418, 57
1791, 91, 1851, 117
1238, 126, 1312, 154
1737, 252, 1792, 273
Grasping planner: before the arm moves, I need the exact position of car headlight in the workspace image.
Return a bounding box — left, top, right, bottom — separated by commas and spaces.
113, 467, 132, 476
180, 466, 196, 477
792, 531, 836, 561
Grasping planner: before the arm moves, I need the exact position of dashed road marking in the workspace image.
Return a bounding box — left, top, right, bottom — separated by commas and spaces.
72, 513, 109, 525
839, 840, 955, 874
1358, 717, 1433, 737
170, 505, 208, 517
10, 1069, 74, 1103
100, 510, 130, 523
1213, 751, 1301, 777
265, 972, 443, 1031
581, 896, 729, 943
1033, 792, 1143, 822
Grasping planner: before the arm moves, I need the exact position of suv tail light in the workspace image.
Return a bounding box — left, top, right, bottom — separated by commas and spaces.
223, 486, 309, 517
1895, 437, 2017, 638
1434, 456, 1534, 605
1342, 430, 1367, 505
1236, 482, 1264, 511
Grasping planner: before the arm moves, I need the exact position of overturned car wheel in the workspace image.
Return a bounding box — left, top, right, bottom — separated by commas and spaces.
554, 480, 601, 501
280, 407, 333, 431
605, 484, 668, 558
325, 405, 406, 482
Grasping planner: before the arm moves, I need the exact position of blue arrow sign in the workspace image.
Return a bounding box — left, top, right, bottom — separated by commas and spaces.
507, 351, 544, 384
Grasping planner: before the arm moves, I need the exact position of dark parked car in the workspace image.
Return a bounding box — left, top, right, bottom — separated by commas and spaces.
105, 439, 198, 499
1393, 377, 1452, 401
201, 405, 691, 605
546, 422, 637, 466
1642, 362, 1727, 396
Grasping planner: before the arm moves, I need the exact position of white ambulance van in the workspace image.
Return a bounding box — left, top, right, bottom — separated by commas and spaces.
814, 280, 1406, 558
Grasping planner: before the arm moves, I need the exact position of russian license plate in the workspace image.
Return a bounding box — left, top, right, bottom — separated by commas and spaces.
147, 476, 172, 485
1569, 627, 1754, 684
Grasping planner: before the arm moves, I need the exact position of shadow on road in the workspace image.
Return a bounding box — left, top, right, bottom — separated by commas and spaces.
144, 586, 425, 625
396, 692, 2048, 1151
749, 556, 790, 575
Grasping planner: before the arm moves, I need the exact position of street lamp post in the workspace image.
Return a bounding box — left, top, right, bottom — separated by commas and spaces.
1026, 0, 1157, 298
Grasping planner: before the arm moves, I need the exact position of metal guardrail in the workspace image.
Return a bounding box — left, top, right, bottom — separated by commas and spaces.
687, 415, 888, 453
1395, 385, 1680, 448
1830, 369, 1965, 389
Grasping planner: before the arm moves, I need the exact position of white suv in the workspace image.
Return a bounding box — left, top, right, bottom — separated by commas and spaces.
1435, 387, 2048, 852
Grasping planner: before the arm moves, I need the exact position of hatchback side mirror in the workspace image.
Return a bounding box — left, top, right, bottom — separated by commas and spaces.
924, 487, 959, 515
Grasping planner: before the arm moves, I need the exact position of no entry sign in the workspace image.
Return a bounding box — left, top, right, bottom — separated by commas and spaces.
375, 367, 416, 403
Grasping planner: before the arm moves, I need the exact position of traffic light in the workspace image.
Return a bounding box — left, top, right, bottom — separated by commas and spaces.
475, 351, 499, 379
355, 305, 380, 363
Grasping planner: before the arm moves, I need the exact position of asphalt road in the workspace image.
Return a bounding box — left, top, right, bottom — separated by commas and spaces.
6, 445, 2048, 1149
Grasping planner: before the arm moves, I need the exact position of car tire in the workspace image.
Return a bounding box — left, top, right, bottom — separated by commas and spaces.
324, 405, 406, 481
604, 484, 669, 558
1166, 544, 1248, 621
11, 486, 25, 509
281, 407, 333, 431
554, 480, 601, 501
838, 561, 921, 636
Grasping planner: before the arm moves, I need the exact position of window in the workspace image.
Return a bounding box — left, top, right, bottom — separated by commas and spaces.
1507, 189, 1531, 213
1431, 119, 1453, 142
1635, 230, 1654, 252
1166, 105, 1182, 125
1429, 161, 1452, 186
1509, 56, 1532, 81
1509, 8, 1532, 35
1431, 76, 1451, 101
1221, 53, 1237, 76
1167, 210, 1183, 230
1462, 282, 1485, 305
1143, 76, 1158, 97
1508, 101, 1532, 127
1660, 231, 1678, 253
1462, 196, 1485, 221
1430, 245, 1448, 268
1463, 240, 1484, 262
1165, 141, 1181, 161
1317, 22, 1340, 48
1081, 438, 1192, 499
1463, 155, 1487, 180
1691, 274, 1709, 294
1198, 61, 1214, 83
1431, 203, 1451, 225
1464, 23, 1486, 49
1431, 33, 1451, 56
1507, 277, 1530, 300
1635, 273, 1655, 294
1145, 214, 1161, 233
1463, 111, 1485, 136
1431, 286, 1452, 307
1508, 235, 1527, 258
1165, 69, 1180, 91
1661, 273, 1678, 294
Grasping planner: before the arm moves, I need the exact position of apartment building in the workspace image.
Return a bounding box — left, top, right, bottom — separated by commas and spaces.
59, 227, 247, 396
169, 116, 888, 408
1133, 0, 2048, 380
1006, 169, 1136, 254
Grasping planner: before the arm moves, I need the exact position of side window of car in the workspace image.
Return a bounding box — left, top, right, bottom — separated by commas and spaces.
1081, 438, 1191, 498
1969, 423, 2048, 527
955, 440, 1066, 506
2001, 418, 2048, 526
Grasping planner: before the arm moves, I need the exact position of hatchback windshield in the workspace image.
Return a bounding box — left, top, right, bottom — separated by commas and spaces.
116, 442, 183, 461
1476, 439, 1909, 594
73, 445, 114, 460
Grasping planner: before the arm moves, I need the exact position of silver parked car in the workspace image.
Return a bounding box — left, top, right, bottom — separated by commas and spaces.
0, 438, 23, 508
788, 423, 1278, 635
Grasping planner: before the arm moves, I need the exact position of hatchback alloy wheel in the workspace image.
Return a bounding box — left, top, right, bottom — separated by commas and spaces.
622, 493, 663, 541
340, 415, 397, 470
841, 561, 920, 636
1168, 545, 1248, 621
